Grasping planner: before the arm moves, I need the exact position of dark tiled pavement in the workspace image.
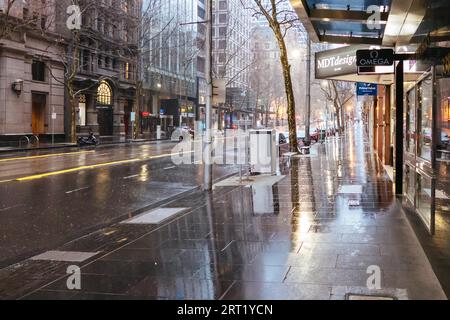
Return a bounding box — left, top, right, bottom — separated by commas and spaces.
0, 124, 447, 300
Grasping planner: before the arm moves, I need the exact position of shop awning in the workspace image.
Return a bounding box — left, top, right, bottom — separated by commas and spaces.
290, 0, 391, 45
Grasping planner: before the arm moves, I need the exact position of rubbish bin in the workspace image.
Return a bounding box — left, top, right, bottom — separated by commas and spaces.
249, 129, 278, 175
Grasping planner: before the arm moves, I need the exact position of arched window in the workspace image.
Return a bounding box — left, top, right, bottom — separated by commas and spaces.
97, 81, 112, 105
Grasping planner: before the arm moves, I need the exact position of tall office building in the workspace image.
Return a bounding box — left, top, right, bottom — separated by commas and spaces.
142, 0, 198, 133
211, 0, 253, 129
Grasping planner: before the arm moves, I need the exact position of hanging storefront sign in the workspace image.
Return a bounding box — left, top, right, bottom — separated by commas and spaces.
315, 45, 366, 79
357, 82, 378, 96
356, 49, 394, 67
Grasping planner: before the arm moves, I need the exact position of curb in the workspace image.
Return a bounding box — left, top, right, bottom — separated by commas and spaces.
0, 139, 172, 154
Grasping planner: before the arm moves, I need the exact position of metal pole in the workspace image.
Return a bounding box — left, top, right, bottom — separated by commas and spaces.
203, 0, 213, 191
305, 35, 311, 144
395, 61, 404, 196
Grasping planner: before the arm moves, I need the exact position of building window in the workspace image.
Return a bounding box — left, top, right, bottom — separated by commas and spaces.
418, 76, 433, 161
78, 95, 87, 126
125, 62, 130, 80
97, 81, 112, 105
32, 60, 46, 82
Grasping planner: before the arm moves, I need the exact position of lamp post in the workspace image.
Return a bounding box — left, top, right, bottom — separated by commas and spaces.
203, 0, 213, 191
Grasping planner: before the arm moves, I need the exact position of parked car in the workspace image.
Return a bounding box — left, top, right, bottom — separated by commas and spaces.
283, 131, 306, 144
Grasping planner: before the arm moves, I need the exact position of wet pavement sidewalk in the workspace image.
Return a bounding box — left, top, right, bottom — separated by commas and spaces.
0, 124, 446, 300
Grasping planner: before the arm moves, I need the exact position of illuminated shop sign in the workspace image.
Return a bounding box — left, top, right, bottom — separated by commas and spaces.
356, 49, 394, 67
315, 45, 366, 79
357, 82, 378, 96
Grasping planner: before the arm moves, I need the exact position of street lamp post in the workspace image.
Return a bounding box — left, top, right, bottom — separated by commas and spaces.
203, 0, 213, 191
305, 35, 311, 145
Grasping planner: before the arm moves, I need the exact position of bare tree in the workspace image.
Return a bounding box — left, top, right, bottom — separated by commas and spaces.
243, 0, 301, 152
250, 26, 285, 128
0, 0, 55, 40
39, 0, 143, 142
320, 80, 355, 134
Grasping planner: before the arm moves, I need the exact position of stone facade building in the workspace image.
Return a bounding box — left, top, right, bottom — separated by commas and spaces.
0, 0, 65, 145
66, 0, 141, 140
0, 0, 141, 144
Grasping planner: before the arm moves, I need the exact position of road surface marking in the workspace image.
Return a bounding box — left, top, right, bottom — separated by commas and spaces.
163, 166, 176, 170
0, 151, 95, 163
65, 187, 90, 194
221, 240, 235, 252
0, 204, 24, 212
123, 174, 140, 180
9, 151, 194, 182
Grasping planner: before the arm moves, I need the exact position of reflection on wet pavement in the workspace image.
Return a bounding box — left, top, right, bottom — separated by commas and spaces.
0, 125, 446, 300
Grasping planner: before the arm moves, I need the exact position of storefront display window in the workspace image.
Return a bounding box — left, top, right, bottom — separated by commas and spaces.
437, 78, 450, 157
407, 89, 416, 154
418, 76, 433, 161
405, 165, 415, 204
416, 173, 433, 230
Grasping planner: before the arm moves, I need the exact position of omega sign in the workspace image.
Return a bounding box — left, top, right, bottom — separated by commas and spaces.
356, 49, 394, 67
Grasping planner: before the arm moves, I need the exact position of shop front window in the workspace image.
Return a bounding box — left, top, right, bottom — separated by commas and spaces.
437, 78, 450, 156
406, 88, 416, 154
405, 165, 415, 204
416, 173, 433, 230
77, 95, 87, 126
418, 76, 433, 161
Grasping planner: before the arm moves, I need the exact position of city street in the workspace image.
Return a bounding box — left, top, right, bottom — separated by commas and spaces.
1, 0, 449, 305
0, 140, 238, 268
0, 125, 446, 300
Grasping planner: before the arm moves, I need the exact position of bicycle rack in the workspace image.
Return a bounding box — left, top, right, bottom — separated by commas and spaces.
30, 135, 40, 146
19, 136, 30, 148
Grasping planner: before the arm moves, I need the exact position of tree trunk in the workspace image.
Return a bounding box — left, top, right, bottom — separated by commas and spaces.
274, 30, 298, 152
70, 97, 77, 143
134, 81, 142, 140
334, 103, 341, 134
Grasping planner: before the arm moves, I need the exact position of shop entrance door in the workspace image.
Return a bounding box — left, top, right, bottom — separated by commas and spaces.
98, 107, 113, 136
32, 93, 46, 135
124, 102, 132, 138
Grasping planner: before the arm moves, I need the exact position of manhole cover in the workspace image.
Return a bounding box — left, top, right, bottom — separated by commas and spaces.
346, 294, 395, 300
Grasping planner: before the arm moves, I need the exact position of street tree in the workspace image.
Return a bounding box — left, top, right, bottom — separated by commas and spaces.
250, 26, 285, 127
0, 0, 55, 40
320, 80, 355, 133
243, 0, 301, 152
41, 0, 143, 142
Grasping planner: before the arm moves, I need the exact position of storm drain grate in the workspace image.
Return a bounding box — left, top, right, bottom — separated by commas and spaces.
122, 208, 190, 225
346, 294, 395, 300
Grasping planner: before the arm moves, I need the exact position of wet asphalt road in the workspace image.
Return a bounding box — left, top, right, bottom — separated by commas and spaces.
0, 141, 238, 268
0, 124, 446, 300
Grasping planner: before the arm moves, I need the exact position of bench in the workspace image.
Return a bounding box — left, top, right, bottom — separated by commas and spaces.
299, 146, 311, 155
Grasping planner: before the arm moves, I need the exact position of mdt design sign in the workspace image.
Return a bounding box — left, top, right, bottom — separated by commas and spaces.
315, 45, 366, 79
357, 49, 394, 67
357, 82, 378, 96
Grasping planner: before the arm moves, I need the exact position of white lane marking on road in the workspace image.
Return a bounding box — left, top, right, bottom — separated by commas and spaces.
122, 208, 190, 225
65, 187, 90, 194
163, 166, 176, 170
221, 240, 235, 252
31, 251, 100, 262
0, 204, 24, 212
123, 174, 140, 180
